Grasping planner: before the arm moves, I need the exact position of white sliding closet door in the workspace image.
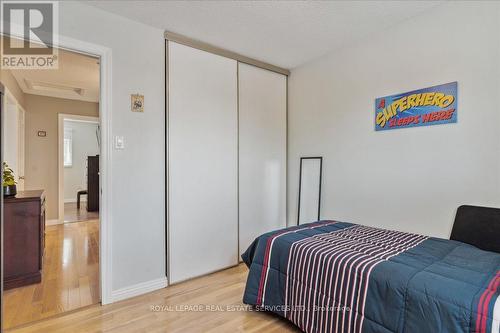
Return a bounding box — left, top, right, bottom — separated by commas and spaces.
168, 42, 238, 283
238, 63, 287, 255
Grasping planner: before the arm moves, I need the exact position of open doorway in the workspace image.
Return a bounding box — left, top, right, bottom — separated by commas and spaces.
60, 115, 100, 224
1, 38, 101, 329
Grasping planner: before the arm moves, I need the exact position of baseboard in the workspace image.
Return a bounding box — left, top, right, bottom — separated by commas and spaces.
64, 198, 87, 203
46, 219, 63, 226
111, 277, 168, 303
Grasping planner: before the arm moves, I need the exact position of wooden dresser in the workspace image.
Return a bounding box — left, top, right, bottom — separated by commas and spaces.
3, 190, 45, 290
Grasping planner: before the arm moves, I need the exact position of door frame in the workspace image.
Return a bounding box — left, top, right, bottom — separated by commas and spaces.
2, 87, 24, 189
17, 105, 25, 191
58, 114, 100, 224
0, 33, 113, 306
56, 35, 113, 305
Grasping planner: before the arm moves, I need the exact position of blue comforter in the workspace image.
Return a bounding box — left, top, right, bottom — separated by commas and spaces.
242, 221, 500, 333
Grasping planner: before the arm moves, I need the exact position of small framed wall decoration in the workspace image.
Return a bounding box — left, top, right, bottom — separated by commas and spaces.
375, 81, 457, 131
131, 94, 144, 113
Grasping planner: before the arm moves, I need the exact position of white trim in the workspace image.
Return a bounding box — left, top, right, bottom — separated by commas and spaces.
4, 87, 17, 105
111, 277, 168, 303
46, 219, 63, 226
65, 118, 99, 125
64, 198, 87, 203
2, 86, 26, 190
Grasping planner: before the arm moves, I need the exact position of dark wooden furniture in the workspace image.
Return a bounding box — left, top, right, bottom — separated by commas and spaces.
3, 190, 45, 290
450, 205, 500, 254
77, 190, 87, 209
87, 155, 99, 212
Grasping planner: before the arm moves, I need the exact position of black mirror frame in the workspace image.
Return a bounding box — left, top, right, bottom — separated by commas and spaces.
297, 156, 323, 226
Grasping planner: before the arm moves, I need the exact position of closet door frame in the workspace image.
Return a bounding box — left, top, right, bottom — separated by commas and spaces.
165, 32, 289, 284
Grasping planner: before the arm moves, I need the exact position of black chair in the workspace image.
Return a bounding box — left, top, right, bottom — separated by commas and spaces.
450, 205, 500, 253
77, 190, 87, 210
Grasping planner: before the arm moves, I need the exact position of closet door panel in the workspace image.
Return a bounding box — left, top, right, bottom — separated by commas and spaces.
238, 63, 287, 255
169, 42, 238, 283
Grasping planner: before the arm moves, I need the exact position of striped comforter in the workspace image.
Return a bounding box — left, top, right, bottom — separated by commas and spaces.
242, 221, 500, 333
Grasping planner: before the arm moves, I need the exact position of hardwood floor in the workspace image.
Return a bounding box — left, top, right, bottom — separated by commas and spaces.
7, 264, 300, 333
64, 202, 99, 223
3, 220, 100, 329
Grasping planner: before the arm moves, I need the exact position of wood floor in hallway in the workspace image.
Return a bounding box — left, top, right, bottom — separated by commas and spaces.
64, 202, 99, 223
6, 264, 300, 333
3, 219, 100, 329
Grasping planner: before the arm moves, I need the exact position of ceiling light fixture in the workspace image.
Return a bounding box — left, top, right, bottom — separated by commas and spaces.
24, 79, 86, 96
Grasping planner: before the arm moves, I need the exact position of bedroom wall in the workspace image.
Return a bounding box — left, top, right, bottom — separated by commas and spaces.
24, 94, 99, 220
58, 2, 166, 297
288, 1, 500, 238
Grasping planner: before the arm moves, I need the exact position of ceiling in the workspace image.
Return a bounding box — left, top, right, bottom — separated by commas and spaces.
9, 47, 99, 103
85, 0, 442, 69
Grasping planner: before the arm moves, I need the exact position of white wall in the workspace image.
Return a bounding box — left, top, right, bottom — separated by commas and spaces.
288, 2, 500, 238
58, 2, 165, 294
63, 120, 99, 202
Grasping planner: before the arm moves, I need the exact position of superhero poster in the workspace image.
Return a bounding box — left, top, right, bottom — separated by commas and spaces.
375, 82, 457, 131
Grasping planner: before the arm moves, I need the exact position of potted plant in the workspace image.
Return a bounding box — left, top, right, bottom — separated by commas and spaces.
3, 162, 17, 197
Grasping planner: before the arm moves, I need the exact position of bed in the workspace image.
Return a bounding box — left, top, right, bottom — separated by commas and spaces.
242, 220, 500, 333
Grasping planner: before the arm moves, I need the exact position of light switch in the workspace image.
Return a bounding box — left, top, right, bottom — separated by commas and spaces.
115, 136, 125, 150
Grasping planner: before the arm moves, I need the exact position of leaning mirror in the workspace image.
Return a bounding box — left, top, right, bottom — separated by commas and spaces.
297, 157, 322, 225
